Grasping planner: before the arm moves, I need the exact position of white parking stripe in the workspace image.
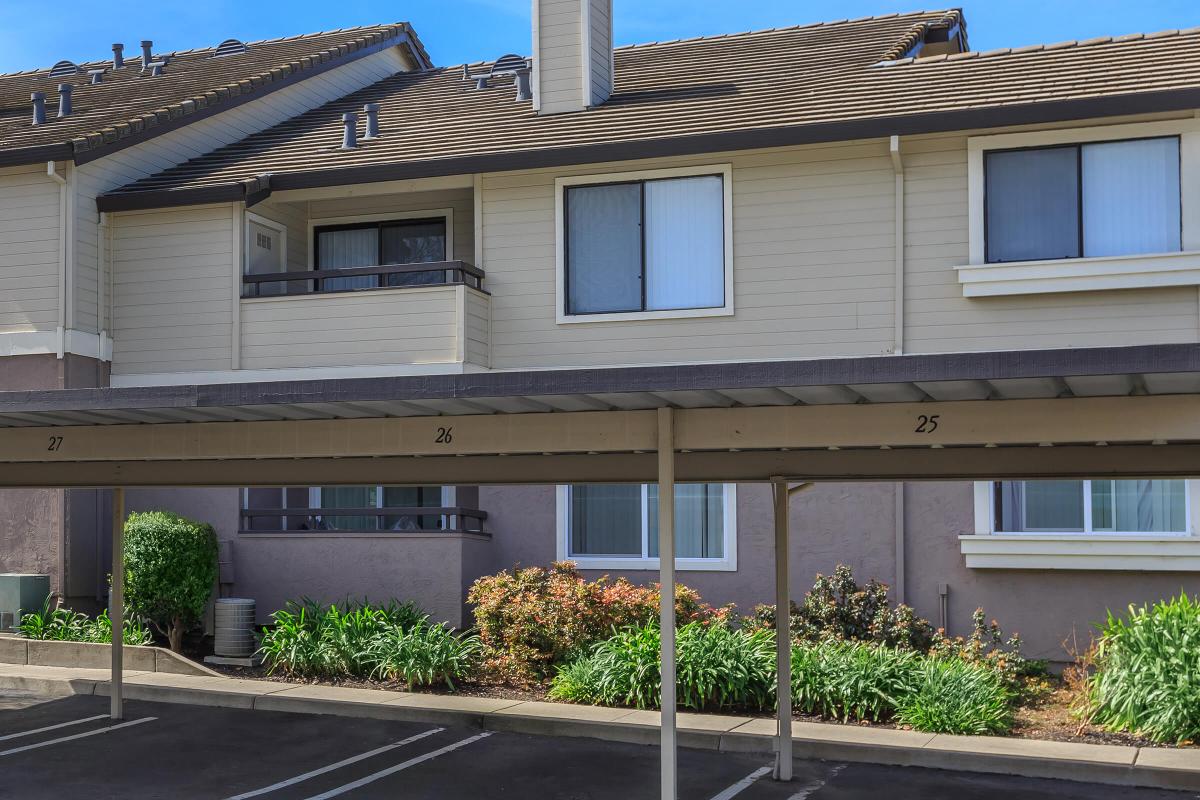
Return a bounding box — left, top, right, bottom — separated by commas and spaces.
0, 717, 155, 757
223, 727, 444, 800
302, 731, 494, 800
0, 714, 109, 742
709, 764, 773, 800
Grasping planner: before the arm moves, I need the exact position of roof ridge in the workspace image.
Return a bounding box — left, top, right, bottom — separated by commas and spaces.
900, 23, 1200, 67
0, 23, 405, 79
63, 24, 411, 157
612, 9, 953, 52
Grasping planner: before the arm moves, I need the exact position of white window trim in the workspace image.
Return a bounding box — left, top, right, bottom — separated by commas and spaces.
957, 118, 1200, 297
962, 480, 1200, 571
306, 208, 455, 268
554, 484, 738, 571
244, 212, 288, 274
554, 163, 735, 325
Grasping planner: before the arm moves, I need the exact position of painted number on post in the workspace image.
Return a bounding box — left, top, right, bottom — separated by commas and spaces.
47, 435, 64, 451
435, 427, 453, 444
914, 415, 940, 434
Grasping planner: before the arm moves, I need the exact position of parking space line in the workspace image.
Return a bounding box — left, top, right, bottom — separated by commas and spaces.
0, 717, 156, 757
301, 731, 495, 800
0, 714, 109, 743
709, 764, 773, 800
224, 727, 445, 800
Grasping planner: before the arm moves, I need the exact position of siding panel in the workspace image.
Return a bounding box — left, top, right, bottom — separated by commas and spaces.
0, 165, 60, 334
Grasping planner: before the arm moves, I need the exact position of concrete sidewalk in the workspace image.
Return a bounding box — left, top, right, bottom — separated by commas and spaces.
1, 663, 1197, 793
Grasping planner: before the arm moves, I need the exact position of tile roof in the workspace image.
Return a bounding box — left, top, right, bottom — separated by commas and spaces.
0, 24, 430, 167
102, 9, 1200, 209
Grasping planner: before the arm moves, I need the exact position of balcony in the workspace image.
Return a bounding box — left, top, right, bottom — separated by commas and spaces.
240, 505, 488, 534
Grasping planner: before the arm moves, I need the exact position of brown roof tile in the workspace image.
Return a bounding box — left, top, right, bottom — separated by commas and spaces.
0, 24, 430, 166
101, 10, 1200, 209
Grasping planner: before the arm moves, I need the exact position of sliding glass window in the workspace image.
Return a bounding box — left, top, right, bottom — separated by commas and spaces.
313, 218, 447, 291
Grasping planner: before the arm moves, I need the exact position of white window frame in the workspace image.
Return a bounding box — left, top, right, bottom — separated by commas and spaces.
961, 479, 1200, 571
554, 483, 738, 571
305, 208, 455, 267
957, 118, 1200, 297
244, 212, 288, 275
554, 164, 735, 324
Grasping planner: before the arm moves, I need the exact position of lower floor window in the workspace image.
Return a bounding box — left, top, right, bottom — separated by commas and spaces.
559, 483, 736, 570
994, 479, 1189, 534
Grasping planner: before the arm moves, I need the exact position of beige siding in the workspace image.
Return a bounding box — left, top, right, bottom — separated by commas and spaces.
901, 132, 1200, 352
0, 165, 60, 335
72, 46, 411, 335
464, 287, 491, 367
251, 199, 309, 270
239, 287, 460, 369
306, 188, 475, 264
535, 0, 584, 114
482, 142, 898, 369
587, 0, 613, 105
111, 204, 236, 375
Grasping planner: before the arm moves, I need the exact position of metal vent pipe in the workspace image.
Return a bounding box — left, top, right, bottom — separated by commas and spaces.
57, 84, 72, 118
31, 92, 46, 125
340, 112, 358, 149
140, 40, 153, 68
112, 43, 124, 69
362, 103, 380, 139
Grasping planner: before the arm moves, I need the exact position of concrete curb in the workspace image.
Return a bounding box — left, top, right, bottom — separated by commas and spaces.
3, 667, 1198, 792
0, 637, 216, 677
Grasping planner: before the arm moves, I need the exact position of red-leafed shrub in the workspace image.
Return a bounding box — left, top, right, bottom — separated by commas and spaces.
467, 561, 731, 682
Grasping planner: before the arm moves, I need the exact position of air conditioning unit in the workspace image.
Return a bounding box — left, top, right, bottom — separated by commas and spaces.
0, 574, 50, 632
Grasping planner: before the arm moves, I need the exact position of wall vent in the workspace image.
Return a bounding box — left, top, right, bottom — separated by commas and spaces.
48, 60, 79, 78
213, 38, 248, 58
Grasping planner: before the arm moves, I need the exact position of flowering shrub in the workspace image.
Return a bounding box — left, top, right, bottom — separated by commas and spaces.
929, 608, 1035, 690
468, 561, 731, 681
743, 565, 935, 652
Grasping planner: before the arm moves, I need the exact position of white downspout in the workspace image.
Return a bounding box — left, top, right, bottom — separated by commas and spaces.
890, 135, 905, 355
47, 161, 68, 360
98, 212, 108, 363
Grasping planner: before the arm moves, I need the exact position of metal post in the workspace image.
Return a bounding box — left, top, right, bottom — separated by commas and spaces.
657, 407, 676, 800
772, 479, 792, 781
110, 487, 124, 721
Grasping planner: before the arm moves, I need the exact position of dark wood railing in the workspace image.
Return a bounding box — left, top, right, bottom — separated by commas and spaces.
242, 261, 485, 298
240, 506, 488, 534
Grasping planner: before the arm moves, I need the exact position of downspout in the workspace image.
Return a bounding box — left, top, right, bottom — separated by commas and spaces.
47, 161, 67, 361
890, 135, 904, 355
894, 483, 906, 605
98, 212, 108, 364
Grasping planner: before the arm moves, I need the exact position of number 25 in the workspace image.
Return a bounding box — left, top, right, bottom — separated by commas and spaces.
914, 415, 940, 434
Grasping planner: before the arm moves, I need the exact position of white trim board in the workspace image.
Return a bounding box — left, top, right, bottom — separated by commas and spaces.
554, 163, 735, 325
109, 360, 474, 388
0, 330, 112, 361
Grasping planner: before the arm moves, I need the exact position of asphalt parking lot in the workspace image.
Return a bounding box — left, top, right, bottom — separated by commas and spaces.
0, 692, 1196, 800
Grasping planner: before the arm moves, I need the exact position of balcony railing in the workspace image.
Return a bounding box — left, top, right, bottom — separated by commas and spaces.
242, 261, 485, 298
239, 506, 489, 534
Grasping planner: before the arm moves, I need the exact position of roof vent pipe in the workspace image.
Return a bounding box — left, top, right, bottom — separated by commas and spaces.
362, 103, 380, 139
57, 84, 72, 118
31, 92, 46, 126
514, 70, 532, 102
112, 43, 124, 69
140, 40, 153, 68
148, 62, 165, 77
340, 112, 358, 149
89, 69, 105, 85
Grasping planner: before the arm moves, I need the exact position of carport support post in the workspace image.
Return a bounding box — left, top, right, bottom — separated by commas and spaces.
657, 407, 677, 800
110, 487, 125, 721
772, 479, 792, 781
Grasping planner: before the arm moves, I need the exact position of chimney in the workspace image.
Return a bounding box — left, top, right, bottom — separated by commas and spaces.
112, 43, 124, 69
340, 112, 359, 149
140, 40, 153, 68
362, 103, 380, 139
531, 0, 613, 115
31, 92, 46, 126
57, 84, 72, 118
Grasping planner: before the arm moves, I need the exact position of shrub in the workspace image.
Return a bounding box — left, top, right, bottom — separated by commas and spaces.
123, 511, 218, 652
368, 619, 482, 690
1087, 594, 1200, 745
468, 562, 730, 682
19, 598, 152, 646
791, 640, 919, 722
929, 608, 1036, 691
551, 621, 774, 711
744, 565, 935, 652
896, 658, 1012, 735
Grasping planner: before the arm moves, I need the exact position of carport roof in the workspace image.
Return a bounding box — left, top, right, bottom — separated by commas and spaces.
1, 344, 1199, 428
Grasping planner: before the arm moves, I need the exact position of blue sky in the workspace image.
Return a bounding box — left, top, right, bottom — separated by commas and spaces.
2, 0, 1200, 73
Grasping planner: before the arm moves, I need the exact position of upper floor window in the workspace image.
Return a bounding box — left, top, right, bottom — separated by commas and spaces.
985, 137, 1181, 263
557, 165, 733, 323
993, 479, 1188, 535
557, 483, 736, 570
240, 485, 484, 534
315, 216, 447, 291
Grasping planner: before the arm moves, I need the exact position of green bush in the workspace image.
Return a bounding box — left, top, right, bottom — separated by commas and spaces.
929, 608, 1038, 691
123, 511, 217, 652
468, 562, 731, 682
1088, 594, 1200, 744
791, 640, 919, 722
19, 597, 152, 646
259, 598, 480, 690
896, 658, 1012, 735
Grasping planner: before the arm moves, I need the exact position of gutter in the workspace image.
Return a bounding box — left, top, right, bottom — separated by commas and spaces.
95, 84, 1200, 213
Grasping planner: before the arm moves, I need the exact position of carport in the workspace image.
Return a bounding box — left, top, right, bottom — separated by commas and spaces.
2, 344, 1200, 799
